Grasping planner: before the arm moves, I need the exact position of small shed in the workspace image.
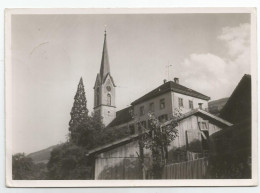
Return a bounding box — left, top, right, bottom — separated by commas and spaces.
165, 109, 232, 163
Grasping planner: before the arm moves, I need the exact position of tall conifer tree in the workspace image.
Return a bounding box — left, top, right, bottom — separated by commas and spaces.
69, 77, 89, 133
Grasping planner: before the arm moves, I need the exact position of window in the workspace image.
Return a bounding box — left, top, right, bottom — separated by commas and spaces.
178, 97, 183, 108
199, 121, 208, 131
149, 102, 155, 112
201, 130, 209, 151
140, 106, 145, 116
107, 93, 111, 105
158, 114, 168, 123
198, 121, 209, 152
189, 100, 194, 109
198, 103, 203, 110
96, 88, 100, 106
160, 99, 165, 109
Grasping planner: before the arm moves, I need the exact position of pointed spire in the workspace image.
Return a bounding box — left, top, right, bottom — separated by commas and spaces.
100, 30, 110, 81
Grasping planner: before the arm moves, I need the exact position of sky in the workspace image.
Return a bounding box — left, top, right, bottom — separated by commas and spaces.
11, 13, 251, 154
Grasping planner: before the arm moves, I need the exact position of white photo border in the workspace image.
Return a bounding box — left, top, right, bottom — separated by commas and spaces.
5, 7, 258, 187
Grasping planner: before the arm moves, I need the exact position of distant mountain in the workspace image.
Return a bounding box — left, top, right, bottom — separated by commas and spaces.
208, 97, 229, 116
27, 144, 61, 164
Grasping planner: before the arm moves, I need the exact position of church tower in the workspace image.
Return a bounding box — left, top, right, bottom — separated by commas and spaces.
93, 30, 116, 126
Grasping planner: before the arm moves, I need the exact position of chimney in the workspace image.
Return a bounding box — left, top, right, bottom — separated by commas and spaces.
198, 103, 203, 110
174, 77, 179, 84
163, 79, 167, 84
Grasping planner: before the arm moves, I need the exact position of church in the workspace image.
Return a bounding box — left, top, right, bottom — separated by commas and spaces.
93, 31, 211, 129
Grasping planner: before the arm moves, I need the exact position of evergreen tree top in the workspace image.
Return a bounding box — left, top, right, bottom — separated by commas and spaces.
69, 77, 89, 131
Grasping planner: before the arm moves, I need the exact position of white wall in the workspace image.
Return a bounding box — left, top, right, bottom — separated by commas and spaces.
133, 92, 173, 123
172, 92, 209, 114
132, 91, 209, 126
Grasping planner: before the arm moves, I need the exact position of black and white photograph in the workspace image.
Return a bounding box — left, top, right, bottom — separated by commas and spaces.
5, 8, 257, 187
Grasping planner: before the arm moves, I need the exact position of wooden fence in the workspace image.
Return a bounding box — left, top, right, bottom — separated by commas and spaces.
162, 157, 209, 179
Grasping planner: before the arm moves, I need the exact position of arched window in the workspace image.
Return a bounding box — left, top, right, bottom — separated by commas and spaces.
96, 88, 100, 106
107, 93, 111, 106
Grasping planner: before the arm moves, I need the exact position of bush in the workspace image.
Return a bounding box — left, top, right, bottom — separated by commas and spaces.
47, 143, 94, 180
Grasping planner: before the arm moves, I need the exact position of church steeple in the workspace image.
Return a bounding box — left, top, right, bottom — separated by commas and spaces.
100, 30, 110, 81
93, 30, 116, 127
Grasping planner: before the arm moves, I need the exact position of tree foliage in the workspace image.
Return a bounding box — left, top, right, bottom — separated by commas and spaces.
47, 111, 133, 180
69, 78, 89, 136
137, 111, 181, 179
208, 151, 251, 179
70, 112, 104, 148
47, 143, 93, 180
70, 111, 131, 149
12, 153, 47, 180
12, 153, 34, 180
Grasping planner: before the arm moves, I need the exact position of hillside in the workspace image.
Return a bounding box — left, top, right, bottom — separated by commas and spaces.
208, 97, 229, 116
27, 144, 61, 164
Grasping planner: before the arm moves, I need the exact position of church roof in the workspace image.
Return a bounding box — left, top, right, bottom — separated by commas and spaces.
131, 81, 210, 105
99, 31, 110, 81
107, 106, 133, 127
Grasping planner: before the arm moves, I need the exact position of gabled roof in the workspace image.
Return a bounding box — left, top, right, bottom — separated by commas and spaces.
107, 106, 133, 127
162, 109, 233, 127
103, 72, 116, 87
131, 81, 210, 105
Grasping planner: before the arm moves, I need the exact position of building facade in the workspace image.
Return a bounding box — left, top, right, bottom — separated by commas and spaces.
130, 80, 210, 129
